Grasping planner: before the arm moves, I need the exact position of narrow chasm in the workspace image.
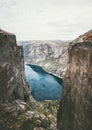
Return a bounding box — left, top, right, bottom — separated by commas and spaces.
24, 63, 62, 130
1, 29, 92, 130
19, 40, 68, 130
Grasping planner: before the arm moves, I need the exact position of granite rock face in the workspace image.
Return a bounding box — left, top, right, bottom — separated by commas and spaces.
57, 30, 92, 130
0, 29, 25, 104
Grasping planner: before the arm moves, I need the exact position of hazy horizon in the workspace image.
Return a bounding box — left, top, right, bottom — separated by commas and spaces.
0, 0, 92, 41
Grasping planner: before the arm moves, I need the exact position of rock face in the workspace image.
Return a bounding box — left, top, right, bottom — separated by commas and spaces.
19, 40, 69, 76
57, 30, 92, 130
0, 29, 25, 104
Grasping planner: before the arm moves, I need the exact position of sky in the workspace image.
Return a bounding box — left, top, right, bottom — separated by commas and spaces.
0, 0, 92, 41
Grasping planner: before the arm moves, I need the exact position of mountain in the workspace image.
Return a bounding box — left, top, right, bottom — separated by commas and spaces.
18, 40, 69, 77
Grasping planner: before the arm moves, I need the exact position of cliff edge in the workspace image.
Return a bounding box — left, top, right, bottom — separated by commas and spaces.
57, 30, 92, 130
0, 29, 26, 104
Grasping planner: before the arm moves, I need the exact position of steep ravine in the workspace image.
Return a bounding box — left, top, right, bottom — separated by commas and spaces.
57, 30, 92, 130
0, 29, 92, 130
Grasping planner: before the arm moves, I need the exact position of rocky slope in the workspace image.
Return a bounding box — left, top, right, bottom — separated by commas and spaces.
57, 30, 92, 130
18, 40, 69, 77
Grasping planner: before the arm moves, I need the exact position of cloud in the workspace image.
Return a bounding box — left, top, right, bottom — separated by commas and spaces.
0, 0, 92, 40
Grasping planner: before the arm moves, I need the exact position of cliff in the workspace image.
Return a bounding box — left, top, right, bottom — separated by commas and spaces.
0, 29, 26, 104
19, 40, 69, 77
57, 30, 92, 130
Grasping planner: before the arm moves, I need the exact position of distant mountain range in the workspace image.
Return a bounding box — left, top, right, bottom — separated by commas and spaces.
17, 40, 70, 76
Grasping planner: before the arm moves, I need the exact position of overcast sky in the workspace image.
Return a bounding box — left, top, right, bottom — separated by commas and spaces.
0, 0, 92, 41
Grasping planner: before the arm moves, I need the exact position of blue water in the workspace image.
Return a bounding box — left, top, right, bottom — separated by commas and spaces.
25, 64, 62, 101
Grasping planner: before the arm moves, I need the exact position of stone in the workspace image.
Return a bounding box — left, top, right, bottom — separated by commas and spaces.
34, 127, 46, 130
0, 29, 26, 104
57, 30, 92, 130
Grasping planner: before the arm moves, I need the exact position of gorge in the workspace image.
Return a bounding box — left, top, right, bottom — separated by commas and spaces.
0, 29, 92, 130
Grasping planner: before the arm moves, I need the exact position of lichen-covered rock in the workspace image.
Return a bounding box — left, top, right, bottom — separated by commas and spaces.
57, 30, 92, 130
0, 99, 58, 130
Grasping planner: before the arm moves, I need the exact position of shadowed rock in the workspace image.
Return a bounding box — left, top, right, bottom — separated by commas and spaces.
57, 30, 92, 130
0, 29, 25, 104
